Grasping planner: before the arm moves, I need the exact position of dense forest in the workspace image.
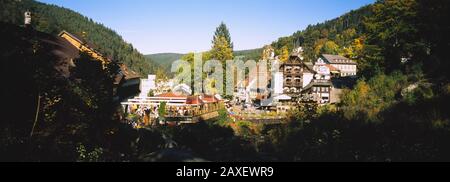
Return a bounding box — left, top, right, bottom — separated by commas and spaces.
145, 53, 183, 73
0, 0, 158, 75
271, 0, 449, 81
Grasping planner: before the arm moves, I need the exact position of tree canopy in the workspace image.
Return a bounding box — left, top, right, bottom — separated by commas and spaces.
213, 22, 233, 50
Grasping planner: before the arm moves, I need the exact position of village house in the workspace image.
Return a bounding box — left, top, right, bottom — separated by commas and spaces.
319, 54, 357, 77
113, 64, 141, 101
138, 75, 157, 97
57, 30, 141, 102
234, 63, 272, 106
231, 48, 359, 114
280, 48, 316, 100
275, 49, 359, 105
59, 31, 110, 66
301, 79, 333, 104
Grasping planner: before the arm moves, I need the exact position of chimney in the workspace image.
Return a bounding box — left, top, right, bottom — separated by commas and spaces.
24, 11, 31, 28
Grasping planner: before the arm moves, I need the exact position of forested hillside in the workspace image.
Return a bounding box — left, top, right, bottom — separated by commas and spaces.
271, 0, 449, 81
145, 53, 183, 77
0, 0, 157, 75
234, 48, 262, 61
271, 4, 371, 72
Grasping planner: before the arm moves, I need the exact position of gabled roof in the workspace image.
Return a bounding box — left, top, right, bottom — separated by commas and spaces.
285, 54, 303, 64
304, 62, 316, 73
113, 64, 141, 85
322, 54, 356, 65
119, 64, 140, 80
59, 30, 115, 61
302, 80, 332, 92
58, 31, 98, 50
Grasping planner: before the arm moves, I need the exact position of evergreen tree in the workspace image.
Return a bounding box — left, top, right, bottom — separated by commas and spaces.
364, 0, 419, 73
212, 22, 233, 50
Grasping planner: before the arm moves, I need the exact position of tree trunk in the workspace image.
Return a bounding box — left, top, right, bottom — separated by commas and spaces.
30, 92, 41, 137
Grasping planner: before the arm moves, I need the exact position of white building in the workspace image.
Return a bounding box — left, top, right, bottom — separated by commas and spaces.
313, 58, 332, 80
273, 72, 284, 95
139, 75, 156, 97
320, 54, 357, 77
302, 63, 315, 88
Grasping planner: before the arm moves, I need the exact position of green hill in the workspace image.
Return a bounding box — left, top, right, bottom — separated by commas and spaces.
0, 0, 158, 75
271, 4, 372, 62
145, 53, 184, 71
234, 48, 262, 61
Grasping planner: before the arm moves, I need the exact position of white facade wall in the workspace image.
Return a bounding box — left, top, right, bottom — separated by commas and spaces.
331, 64, 357, 77
302, 73, 314, 88
274, 72, 284, 95
139, 75, 156, 97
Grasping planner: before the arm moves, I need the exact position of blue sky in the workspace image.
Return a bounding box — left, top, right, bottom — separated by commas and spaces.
37, 0, 375, 54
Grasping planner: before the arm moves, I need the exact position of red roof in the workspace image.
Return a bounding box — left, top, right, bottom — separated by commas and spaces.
255, 94, 268, 100
186, 96, 204, 105
155, 92, 187, 98
201, 94, 219, 103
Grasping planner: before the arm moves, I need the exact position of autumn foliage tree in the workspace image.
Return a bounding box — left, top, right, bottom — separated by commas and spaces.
210, 36, 234, 62
340, 72, 407, 122
278, 46, 290, 62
